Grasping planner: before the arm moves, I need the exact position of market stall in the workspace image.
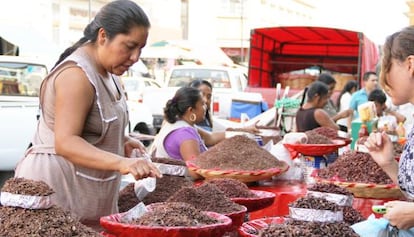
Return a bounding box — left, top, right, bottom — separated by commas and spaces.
248, 179, 398, 220
1, 126, 406, 237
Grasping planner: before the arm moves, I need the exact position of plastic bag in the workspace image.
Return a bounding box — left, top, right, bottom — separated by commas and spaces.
0, 191, 53, 209
352, 214, 414, 237
128, 150, 157, 201
351, 214, 389, 237
120, 202, 148, 223
379, 227, 414, 237
267, 141, 303, 180
307, 191, 353, 206
153, 163, 188, 177
134, 177, 156, 201
358, 101, 377, 122
283, 132, 308, 144
378, 224, 399, 237
378, 115, 398, 132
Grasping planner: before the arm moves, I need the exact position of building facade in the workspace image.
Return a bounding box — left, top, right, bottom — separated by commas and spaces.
0, 0, 410, 64
0, 0, 318, 62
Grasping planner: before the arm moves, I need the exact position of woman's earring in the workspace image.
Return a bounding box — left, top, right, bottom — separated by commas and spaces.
190, 113, 197, 122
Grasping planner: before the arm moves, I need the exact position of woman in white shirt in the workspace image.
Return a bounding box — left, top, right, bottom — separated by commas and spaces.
336, 80, 358, 132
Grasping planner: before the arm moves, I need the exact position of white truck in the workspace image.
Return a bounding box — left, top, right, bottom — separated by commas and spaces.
0, 56, 155, 174
0, 56, 49, 173
142, 65, 265, 132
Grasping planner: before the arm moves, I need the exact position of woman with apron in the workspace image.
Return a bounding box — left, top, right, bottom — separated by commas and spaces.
14, 0, 161, 230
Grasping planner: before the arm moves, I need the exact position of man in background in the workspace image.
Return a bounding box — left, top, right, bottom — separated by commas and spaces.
349, 71, 378, 119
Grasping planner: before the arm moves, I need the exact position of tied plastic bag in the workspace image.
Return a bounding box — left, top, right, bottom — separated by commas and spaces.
283, 132, 308, 144
266, 140, 303, 180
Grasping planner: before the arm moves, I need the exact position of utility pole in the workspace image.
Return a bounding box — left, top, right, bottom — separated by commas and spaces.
240, 0, 244, 63
88, 0, 92, 22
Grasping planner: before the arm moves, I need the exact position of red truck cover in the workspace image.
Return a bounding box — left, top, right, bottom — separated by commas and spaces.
248, 26, 379, 88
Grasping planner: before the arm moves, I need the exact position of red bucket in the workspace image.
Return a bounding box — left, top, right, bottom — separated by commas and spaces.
225, 206, 248, 231
231, 190, 276, 212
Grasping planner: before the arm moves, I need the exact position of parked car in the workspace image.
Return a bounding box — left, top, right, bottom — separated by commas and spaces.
121, 76, 161, 146
0, 57, 155, 174
142, 64, 264, 131
122, 76, 162, 103
0, 55, 49, 171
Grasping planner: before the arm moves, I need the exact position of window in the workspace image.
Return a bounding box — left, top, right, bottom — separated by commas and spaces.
0, 62, 48, 96
168, 68, 231, 88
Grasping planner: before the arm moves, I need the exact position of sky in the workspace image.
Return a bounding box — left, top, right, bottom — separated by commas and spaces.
313, 0, 410, 45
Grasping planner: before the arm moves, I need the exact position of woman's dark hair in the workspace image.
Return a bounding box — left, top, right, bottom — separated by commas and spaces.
317, 73, 336, 86
164, 86, 202, 123
188, 79, 213, 127
368, 88, 387, 104
336, 80, 358, 107
52, 0, 150, 69
308, 81, 329, 98
188, 79, 212, 89
300, 81, 329, 106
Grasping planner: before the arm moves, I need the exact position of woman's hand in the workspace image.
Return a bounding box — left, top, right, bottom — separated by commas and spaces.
364, 131, 394, 167
384, 201, 414, 230
241, 121, 261, 134
124, 136, 146, 158
225, 121, 261, 135
119, 158, 162, 180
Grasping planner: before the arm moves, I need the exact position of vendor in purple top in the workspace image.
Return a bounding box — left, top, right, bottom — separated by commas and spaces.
152, 86, 259, 179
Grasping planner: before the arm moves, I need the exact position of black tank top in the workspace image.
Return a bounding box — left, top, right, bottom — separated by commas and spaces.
296, 107, 320, 132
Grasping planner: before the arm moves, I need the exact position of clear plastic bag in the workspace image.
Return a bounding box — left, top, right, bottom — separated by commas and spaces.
129, 149, 157, 201
379, 226, 414, 237
134, 176, 156, 201
120, 202, 148, 223
378, 224, 399, 237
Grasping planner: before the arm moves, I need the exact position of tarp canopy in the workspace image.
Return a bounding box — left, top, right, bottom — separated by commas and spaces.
0, 24, 60, 66
248, 26, 379, 88
141, 40, 234, 66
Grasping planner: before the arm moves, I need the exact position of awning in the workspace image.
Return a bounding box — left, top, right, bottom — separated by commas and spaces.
141, 40, 234, 66
0, 24, 60, 60
248, 26, 379, 87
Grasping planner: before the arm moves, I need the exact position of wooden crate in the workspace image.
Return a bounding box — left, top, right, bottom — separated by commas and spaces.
278, 73, 316, 90
333, 73, 356, 91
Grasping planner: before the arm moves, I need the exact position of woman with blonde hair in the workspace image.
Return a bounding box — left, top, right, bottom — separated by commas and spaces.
364, 26, 414, 233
